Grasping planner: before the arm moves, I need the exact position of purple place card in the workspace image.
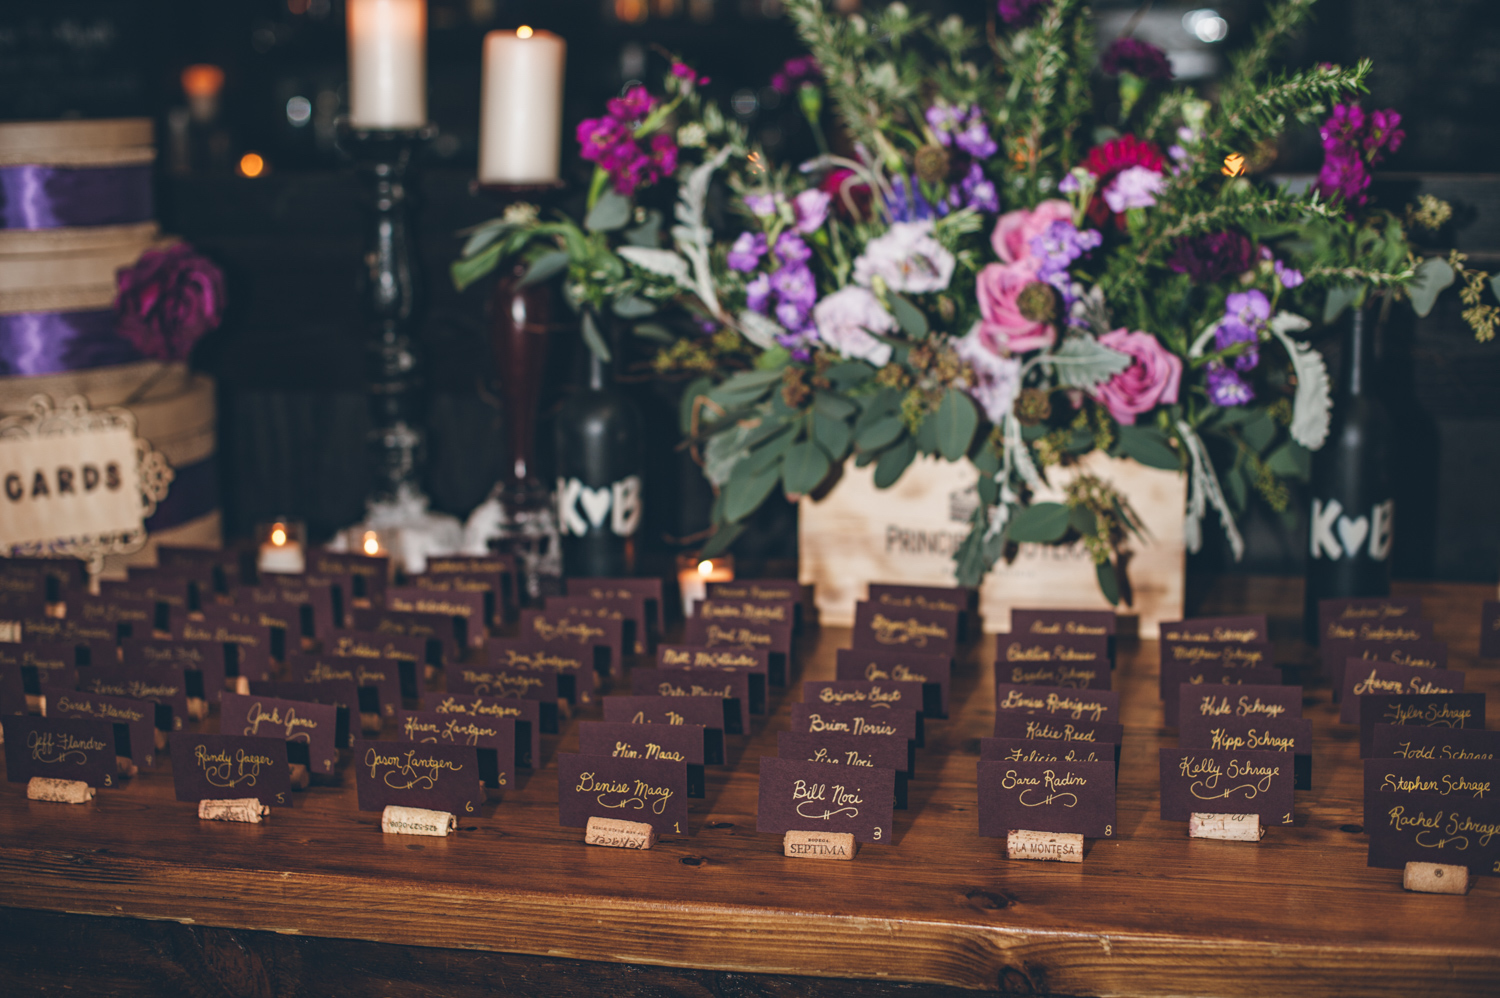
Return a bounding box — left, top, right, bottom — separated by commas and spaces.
1009, 608, 1116, 637
1324, 639, 1448, 695
325, 630, 425, 696
228, 597, 306, 660
426, 554, 516, 617
1322, 615, 1434, 645
682, 617, 791, 687
350, 609, 454, 667
520, 609, 623, 678
251, 579, 338, 638
979, 737, 1113, 765
429, 693, 539, 769
250, 680, 356, 748
71, 594, 156, 638
802, 679, 924, 741
1362, 757, 1498, 826
1371, 725, 1500, 762
777, 731, 907, 809
288, 650, 406, 720
23, 617, 113, 644
221, 692, 339, 775
1366, 792, 1500, 875
77, 666, 187, 733
565, 577, 664, 634
789, 701, 919, 748
602, 695, 724, 764
121, 640, 227, 704
1161, 665, 1285, 721
181, 612, 275, 676
756, 756, 894, 844
548, 595, 648, 654
1482, 601, 1500, 660
4, 715, 119, 788
557, 752, 689, 837
977, 759, 1116, 838
658, 644, 768, 715
0, 660, 24, 716
694, 598, 797, 630
14, 641, 82, 692
1179, 712, 1313, 790
1159, 615, 1269, 644
1177, 684, 1303, 728
835, 647, 950, 718
852, 601, 959, 655
867, 583, 975, 615
1158, 641, 1275, 699
411, 572, 504, 631
994, 683, 1120, 725
171, 733, 291, 805
631, 667, 748, 735
1159, 748, 1295, 824
308, 551, 389, 605
1318, 596, 1425, 637
706, 580, 811, 607
578, 720, 705, 797
386, 586, 486, 630
1359, 693, 1487, 757
992, 711, 1123, 745
399, 710, 516, 790
485, 638, 595, 703
1340, 660, 1467, 724
448, 664, 559, 702
43, 686, 158, 767
995, 634, 1112, 691
353, 740, 485, 815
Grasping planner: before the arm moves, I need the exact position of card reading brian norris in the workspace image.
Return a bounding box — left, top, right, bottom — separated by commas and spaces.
1358, 693, 1486, 757
756, 756, 894, 844
835, 647, 950, 718
789, 701, 920, 749
4, 715, 117, 788
221, 692, 339, 774
977, 759, 1116, 839
171, 733, 291, 805
1340, 660, 1467, 724
1158, 748, 1294, 824
1366, 793, 1500, 875
354, 740, 484, 815
556, 752, 688, 836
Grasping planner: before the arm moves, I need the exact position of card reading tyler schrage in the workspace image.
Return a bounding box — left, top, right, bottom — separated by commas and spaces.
1339, 660, 1466, 724
1358, 693, 1486, 757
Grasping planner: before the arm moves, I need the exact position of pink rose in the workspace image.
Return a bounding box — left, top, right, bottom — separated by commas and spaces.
114, 243, 226, 362
973, 261, 1055, 355
990, 199, 1074, 266
1092, 329, 1182, 425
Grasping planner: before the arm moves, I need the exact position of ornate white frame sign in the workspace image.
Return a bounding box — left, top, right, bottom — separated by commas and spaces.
0, 394, 173, 571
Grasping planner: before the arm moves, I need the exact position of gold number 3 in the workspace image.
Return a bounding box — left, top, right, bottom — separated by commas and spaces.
873, 827, 882, 840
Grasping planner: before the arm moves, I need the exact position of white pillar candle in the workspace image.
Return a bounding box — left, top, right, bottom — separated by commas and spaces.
347, 0, 427, 130
478, 26, 566, 185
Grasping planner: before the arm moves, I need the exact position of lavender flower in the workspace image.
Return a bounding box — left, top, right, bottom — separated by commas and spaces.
886, 175, 939, 222
745, 272, 772, 313
775, 232, 812, 266
793, 189, 832, 234
1215, 289, 1270, 371
770, 262, 817, 310
776, 300, 809, 332
1029, 219, 1102, 291
1206, 364, 1254, 406
1101, 165, 1165, 212
926, 103, 997, 160
852, 220, 956, 294
727, 232, 767, 273
955, 116, 998, 160
949, 163, 999, 213
1275, 259, 1304, 289
744, 192, 782, 218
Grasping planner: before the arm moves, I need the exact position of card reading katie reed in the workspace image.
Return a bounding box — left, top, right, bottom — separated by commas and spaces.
977, 759, 1116, 839
221, 692, 339, 775
992, 711, 1124, 746
1358, 693, 1486, 757
994, 683, 1120, 725
852, 602, 959, 655
995, 634, 1111, 690
354, 740, 485, 815
4, 715, 118, 788
1340, 660, 1467, 724
1159, 748, 1294, 824
835, 647, 950, 718
1366, 793, 1500, 875
756, 756, 894, 844
171, 733, 291, 805
557, 752, 689, 837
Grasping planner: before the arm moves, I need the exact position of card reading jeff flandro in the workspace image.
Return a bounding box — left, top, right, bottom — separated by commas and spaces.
757, 755, 894, 844
1158, 748, 1294, 824
977, 759, 1116, 838
171, 733, 291, 805
354, 740, 484, 815
4, 716, 118, 788
556, 752, 688, 837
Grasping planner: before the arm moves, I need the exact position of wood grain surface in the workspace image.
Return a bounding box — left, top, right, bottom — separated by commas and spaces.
0, 577, 1496, 998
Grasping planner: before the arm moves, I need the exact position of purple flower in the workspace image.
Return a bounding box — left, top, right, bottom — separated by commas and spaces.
997, 0, 1048, 26
1101, 165, 1164, 212
744, 192, 782, 218
1168, 231, 1255, 284
776, 300, 810, 331
1365, 108, 1405, 159
1315, 104, 1405, 206
1058, 172, 1082, 194
1315, 150, 1371, 205
771, 56, 821, 96
1215, 289, 1271, 371
1275, 259, 1304, 289
745, 272, 772, 313
924, 104, 960, 136
1029, 219, 1102, 290
770, 263, 817, 310
1100, 38, 1174, 81
607, 86, 655, 123
950, 162, 999, 213
1206, 364, 1254, 406
727, 232, 767, 273
793, 189, 831, 234
886, 175, 939, 223
812, 286, 896, 366
955, 115, 998, 160
925, 104, 997, 161
114, 244, 226, 361
775, 232, 812, 266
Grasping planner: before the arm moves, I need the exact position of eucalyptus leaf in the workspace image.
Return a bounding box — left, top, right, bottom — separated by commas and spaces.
702, 419, 757, 487
813, 392, 857, 421
710, 368, 782, 408
1408, 256, 1456, 318
1266, 440, 1311, 479
1006, 502, 1071, 543
580, 311, 612, 363
622, 209, 663, 248
632, 322, 675, 343
1117, 425, 1181, 470
699, 521, 746, 558
612, 296, 656, 319
855, 415, 904, 452
1241, 412, 1276, 453
873, 436, 916, 488
782, 439, 832, 496
584, 190, 632, 232
460, 220, 509, 258
914, 411, 939, 454
617, 245, 691, 284
451, 241, 506, 291
826, 361, 877, 391
679, 376, 713, 434
1225, 464, 1248, 511
1095, 560, 1121, 606
935, 389, 978, 462
813, 411, 853, 461
518, 249, 570, 288
1068, 505, 1097, 537
724, 456, 781, 523
745, 425, 796, 475
1323, 284, 1362, 324
889, 294, 929, 338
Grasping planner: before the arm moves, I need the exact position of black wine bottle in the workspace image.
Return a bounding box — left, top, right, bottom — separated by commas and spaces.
555, 330, 644, 578
1304, 306, 1394, 641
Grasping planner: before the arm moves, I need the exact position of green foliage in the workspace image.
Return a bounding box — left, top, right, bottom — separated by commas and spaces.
1006, 502, 1071, 543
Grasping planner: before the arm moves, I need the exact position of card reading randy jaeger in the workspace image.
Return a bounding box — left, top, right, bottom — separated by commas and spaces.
1159, 747, 1295, 824
995, 635, 1111, 690
1366, 792, 1500, 875
4, 715, 118, 788
1359, 693, 1487, 757
977, 759, 1116, 838
221, 692, 339, 775
171, 733, 291, 806
557, 752, 689, 837
757, 755, 894, 844
1340, 660, 1467, 724
354, 740, 484, 815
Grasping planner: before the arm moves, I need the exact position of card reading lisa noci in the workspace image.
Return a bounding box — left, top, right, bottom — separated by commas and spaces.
756, 756, 894, 844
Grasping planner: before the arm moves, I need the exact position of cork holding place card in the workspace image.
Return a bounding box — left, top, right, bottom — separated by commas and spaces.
835, 647, 950, 718
1366, 793, 1500, 875
429, 693, 539, 769
1358, 693, 1486, 756
171, 733, 291, 806
1340, 661, 1466, 724
658, 645, 768, 716
399, 710, 515, 790
995, 634, 1112, 690
578, 721, 705, 797
683, 617, 792, 687
1159, 747, 1295, 824
1370, 725, 1500, 762
521, 609, 623, 678
630, 667, 748, 735
5, 715, 118, 788
220, 692, 339, 775
43, 686, 158, 768
557, 752, 689, 837
977, 759, 1116, 839
757, 756, 894, 844
353, 740, 484, 816
852, 601, 959, 655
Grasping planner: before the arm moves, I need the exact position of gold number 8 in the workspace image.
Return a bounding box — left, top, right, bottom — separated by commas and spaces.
1104, 824, 1112, 836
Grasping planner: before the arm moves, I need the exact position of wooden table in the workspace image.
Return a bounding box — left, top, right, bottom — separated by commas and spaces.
1, 578, 1497, 998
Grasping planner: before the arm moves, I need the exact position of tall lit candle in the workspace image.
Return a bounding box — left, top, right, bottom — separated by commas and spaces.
478, 26, 566, 184
347, 0, 427, 129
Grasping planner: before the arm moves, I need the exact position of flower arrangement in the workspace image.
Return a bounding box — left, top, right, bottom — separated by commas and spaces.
453, 0, 1494, 600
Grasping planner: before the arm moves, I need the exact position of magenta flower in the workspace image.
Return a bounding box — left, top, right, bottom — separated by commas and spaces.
793, 189, 832, 234
1101, 38, 1174, 81
997, 0, 1048, 26
114, 244, 226, 361
1314, 103, 1405, 206
1168, 231, 1254, 284
771, 56, 820, 96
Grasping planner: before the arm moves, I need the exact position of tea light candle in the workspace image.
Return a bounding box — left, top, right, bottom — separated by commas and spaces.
478, 26, 566, 184
347, 0, 427, 129
678, 556, 734, 618
258, 521, 306, 575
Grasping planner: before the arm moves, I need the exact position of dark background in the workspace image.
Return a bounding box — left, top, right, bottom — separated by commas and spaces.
2, 0, 1497, 582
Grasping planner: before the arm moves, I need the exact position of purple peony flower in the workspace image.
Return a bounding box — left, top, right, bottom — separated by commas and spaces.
1206, 363, 1254, 406
1215, 289, 1271, 371
1167, 231, 1255, 284
997, 0, 1048, 26
727, 232, 767, 273
114, 243, 226, 362
1101, 38, 1174, 81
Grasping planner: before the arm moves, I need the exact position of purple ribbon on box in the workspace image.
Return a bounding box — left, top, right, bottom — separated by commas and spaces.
0, 164, 154, 230
0, 310, 143, 377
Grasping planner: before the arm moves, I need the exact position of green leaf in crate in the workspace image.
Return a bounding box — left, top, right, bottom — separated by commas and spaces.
814, 392, 857, 421
874, 437, 916, 488
1408, 256, 1456, 318
1006, 502, 1071, 543
825, 361, 876, 391
813, 411, 853, 461
1095, 560, 1121, 606
1116, 424, 1181, 470
782, 439, 832, 496
934, 389, 978, 461
1240, 412, 1276, 453
724, 456, 781, 523
855, 415, 904, 453
1068, 505, 1097, 537
1225, 464, 1248, 512
1266, 440, 1311, 479
890, 294, 929, 338
519, 249, 570, 287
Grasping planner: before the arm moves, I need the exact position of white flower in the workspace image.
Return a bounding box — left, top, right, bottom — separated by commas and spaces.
852, 221, 956, 294
813, 286, 896, 367
1102, 166, 1165, 213
954, 328, 1023, 422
